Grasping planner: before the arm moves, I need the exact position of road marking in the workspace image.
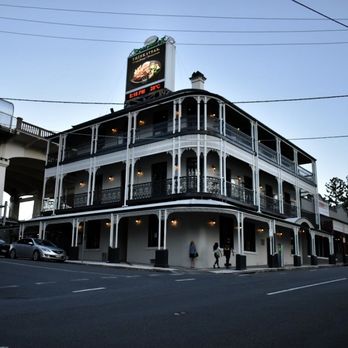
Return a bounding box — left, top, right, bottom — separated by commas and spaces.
125, 275, 140, 278
0, 285, 19, 289
101, 276, 118, 279
35, 281, 56, 285
73, 287, 106, 293
70, 278, 89, 282
175, 278, 195, 282
267, 278, 347, 296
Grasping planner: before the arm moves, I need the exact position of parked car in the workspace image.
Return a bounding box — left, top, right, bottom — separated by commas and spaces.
0, 239, 10, 257
9, 238, 66, 262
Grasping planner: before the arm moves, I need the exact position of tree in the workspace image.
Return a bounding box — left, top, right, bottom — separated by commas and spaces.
325, 176, 348, 208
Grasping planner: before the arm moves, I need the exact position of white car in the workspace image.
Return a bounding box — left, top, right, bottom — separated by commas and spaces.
9, 238, 66, 262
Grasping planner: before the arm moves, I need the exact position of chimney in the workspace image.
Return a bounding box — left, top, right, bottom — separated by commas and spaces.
189, 71, 206, 90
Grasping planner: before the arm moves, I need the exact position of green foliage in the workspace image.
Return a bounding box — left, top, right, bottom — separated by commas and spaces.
325, 176, 348, 209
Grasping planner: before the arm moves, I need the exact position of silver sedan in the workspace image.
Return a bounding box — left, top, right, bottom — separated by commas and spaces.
9, 238, 66, 262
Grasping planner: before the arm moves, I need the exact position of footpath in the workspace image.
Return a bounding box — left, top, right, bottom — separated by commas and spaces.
66, 259, 346, 274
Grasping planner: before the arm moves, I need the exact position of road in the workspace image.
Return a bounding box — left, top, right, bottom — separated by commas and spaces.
1, 259, 348, 348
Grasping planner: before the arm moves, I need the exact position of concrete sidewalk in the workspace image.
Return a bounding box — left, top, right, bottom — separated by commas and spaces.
66, 259, 345, 274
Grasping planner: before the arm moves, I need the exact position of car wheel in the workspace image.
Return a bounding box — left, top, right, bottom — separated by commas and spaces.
10, 249, 16, 259
33, 250, 41, 261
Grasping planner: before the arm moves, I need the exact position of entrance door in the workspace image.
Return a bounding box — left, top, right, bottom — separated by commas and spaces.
152, 162, 167, 197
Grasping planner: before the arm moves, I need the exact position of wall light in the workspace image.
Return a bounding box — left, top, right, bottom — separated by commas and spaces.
111, 128, 118, 134
170, 218, 178, 227
256, 227, 264, 233
211, 165, 216, 172
138, 119, 145, 126
108, 175, 115, 182
137, 169, 144, 176
79, 180, 86, 188
105, 221, 111, 228
208, 219, 216, 227
135, 218, 142, 225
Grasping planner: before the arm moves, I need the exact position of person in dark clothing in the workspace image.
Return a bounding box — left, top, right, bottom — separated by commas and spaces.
189, 241, 198, 268
224, 238, 234, 268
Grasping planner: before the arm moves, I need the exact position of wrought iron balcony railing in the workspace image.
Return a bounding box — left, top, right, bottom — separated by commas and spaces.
225, 124, 253, 151
226, 182, 254, 205
260, 194, 280, 214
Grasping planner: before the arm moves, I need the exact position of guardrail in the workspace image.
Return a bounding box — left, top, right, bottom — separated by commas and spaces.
0, 114, 54, 138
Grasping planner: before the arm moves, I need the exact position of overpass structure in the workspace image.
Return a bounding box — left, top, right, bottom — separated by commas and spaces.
0, 99, 54, 240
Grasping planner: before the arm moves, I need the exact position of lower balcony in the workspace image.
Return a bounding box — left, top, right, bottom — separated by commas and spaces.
260, 194, 280, 215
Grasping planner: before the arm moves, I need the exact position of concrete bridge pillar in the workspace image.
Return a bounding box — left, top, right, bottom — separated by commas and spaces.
0, 157, 10, 216
9, 194, 20, 220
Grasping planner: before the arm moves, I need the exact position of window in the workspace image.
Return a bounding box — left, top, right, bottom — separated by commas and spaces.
244, 221, 256, 252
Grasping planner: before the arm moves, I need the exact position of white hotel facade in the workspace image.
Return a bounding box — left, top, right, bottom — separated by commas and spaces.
19, 37, 347, 269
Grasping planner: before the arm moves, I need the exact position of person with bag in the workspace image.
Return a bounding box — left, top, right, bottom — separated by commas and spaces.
189, 241, 198, 268
213, 242, 222, 269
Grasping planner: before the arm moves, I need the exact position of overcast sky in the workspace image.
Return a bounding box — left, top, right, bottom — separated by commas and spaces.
1, 0, 348, 199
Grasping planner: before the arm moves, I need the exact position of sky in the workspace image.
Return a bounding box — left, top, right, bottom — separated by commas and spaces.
1, 0, 348, 216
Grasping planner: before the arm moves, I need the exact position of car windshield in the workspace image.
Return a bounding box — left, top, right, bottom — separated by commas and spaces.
34, 239, 56, 247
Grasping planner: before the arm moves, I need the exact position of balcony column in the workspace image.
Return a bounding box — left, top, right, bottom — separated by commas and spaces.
255, 168, 261, 212
57, 173, 64, 210
93, 124, 99, 154
131, 112, 137, 144
236, 212, 246, 270
295, 186, 301, 217
293, 227, 302, 266
155, 210, 169, 267
87, 165, 93, 205
178, 98, 182, 132
90, 125, 95, 154
203, 136, 207, 192
197, 145, 201, 193
277, 178, 284, 214
276, 138, 281, 165
89, 166, 97, 205
196, 96, 201, 131
129, 156, 136, 200
172, 101, 176, 134
203, 97, 208, 131
171, 150, 176, 195
223, 151, 227, 196
177, 149, 182, 194
108, 214, 120, 263
69, 218, 79, 260
61, 134, 67, 162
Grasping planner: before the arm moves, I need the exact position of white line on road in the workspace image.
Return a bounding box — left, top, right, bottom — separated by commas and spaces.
35, 281, 57, 285
101, 276, 118, 279
267, 278, 347, 296
72, 287, 106, 293
0, 285, 19, 289
70, 278, 89, 282
125, 275, 140, 278
175, 278, 195, 282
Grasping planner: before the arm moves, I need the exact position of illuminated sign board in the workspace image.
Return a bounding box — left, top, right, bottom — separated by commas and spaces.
125, 36, 175, 103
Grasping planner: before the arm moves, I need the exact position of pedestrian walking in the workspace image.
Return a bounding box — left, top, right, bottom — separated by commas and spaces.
224, 238, 234, 268
213, 242, 222, 268
189, 241, 198, 268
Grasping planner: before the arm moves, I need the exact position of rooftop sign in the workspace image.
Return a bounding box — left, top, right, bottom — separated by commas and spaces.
125, 36, 175, 103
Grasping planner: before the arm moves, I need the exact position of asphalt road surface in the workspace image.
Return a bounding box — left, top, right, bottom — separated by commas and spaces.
1, 259, 348, 348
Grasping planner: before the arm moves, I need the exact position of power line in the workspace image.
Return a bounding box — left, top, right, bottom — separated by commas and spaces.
2, 29, 348, 46
1, 15, 347, 34
2, 97, 123, 105
3, 93, 348, 105
289, 135, 348, 141
0, 2, 344, 21
292, 0, 348, 29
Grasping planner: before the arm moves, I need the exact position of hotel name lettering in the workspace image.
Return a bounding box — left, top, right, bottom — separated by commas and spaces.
131, 48, 161, 63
